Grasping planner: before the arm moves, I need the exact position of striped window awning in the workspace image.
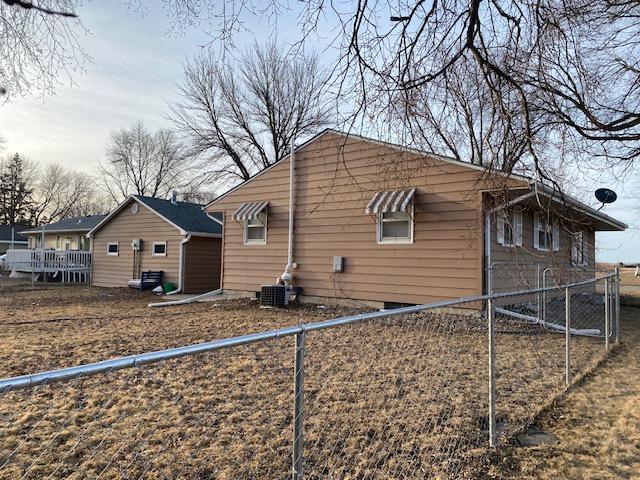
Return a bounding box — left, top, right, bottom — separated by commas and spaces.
365, 188, 416, 214
233, 201, 268, 221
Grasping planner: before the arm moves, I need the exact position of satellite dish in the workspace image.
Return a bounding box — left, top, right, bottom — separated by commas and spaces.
595, 188, 617, 210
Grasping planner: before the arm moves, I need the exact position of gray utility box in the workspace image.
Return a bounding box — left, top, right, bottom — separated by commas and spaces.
332, 256, 344, 273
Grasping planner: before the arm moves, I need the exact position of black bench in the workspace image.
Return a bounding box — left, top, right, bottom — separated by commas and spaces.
140, 271, 164, 291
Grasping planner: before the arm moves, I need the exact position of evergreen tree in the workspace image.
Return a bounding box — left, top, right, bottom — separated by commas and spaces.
0, 153, 34, 225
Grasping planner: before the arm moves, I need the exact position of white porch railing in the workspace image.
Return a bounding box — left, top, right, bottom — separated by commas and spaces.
4, 249, 91, 282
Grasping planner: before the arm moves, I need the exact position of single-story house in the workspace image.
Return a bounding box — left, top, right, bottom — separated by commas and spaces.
21, 215, 106, 251
0, 225, 28, 254
205, 129, 626, 307
88, 195, 223, 294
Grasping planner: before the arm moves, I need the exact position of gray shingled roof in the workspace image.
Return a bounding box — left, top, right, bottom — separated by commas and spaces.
135, 196, 222, 235
0, 225, 28, 242
21, 215, 107, 234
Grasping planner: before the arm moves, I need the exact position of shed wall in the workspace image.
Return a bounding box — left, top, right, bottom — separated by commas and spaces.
92, 200, 183, 287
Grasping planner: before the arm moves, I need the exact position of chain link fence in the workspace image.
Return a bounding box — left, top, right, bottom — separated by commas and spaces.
0, 273, 621, 479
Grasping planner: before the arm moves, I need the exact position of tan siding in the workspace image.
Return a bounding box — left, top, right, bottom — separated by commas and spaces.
489, 208, 597, 293
208, 131, 524, 304
92, 199, 183, 288
183, 236, 222, 293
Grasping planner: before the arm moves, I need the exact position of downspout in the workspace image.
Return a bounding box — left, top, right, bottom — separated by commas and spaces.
166, 233, 191, 295
280, 137, 296, 286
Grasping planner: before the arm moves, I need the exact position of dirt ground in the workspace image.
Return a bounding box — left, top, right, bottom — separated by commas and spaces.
489, 301, 640, 480
0, 279, 627, 479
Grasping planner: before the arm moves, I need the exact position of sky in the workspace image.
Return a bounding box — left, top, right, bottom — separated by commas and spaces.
0, 2, 637, 263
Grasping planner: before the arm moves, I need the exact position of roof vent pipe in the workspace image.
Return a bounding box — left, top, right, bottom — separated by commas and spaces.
171, 191, 178, 205
280, 137, 296, 286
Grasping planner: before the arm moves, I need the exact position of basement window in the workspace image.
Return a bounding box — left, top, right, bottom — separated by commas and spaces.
152, 241, 167, 257
106, 242, 119, 256
245, 211, 267, 245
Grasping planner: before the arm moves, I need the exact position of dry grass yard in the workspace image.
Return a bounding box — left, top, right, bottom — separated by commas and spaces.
0, 280, 625, 479
490, 300, 640, 479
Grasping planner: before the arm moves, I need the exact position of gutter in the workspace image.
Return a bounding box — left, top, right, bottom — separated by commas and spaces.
533, 182, 628, 231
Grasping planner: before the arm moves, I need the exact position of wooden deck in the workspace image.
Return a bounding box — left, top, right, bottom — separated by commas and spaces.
4, 249, 91, 282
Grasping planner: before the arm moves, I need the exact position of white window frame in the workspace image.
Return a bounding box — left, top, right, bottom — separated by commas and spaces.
152, 241, 167, 257
571, 231, 587, 266
376, 203, 414, 244
534, 213, 559, 252
497, 210, 523, 247
106, 242, 119, 256
244, 211, 268, 245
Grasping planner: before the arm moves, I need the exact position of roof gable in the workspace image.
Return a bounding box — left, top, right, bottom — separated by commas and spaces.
88, 196, 222, 237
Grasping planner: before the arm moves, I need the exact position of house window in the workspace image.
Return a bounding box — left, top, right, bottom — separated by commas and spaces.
534, 213, 559, 252
497, 211, 523, 247
571, 232, 586, 266
56, 235, 62, 249
152, 241, 167, 257
106, 242, 119, 256
378, 206, 414, 244
245, 211, 267, 245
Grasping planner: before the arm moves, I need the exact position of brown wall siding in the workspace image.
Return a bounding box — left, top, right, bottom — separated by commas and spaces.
183, 236, 222, 293
92, 200, 183, 287
489, 208, 596, 293
209, 132, 523, 304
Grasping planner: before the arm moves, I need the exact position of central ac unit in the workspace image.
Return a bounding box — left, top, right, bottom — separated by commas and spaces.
261, 285, 292, 307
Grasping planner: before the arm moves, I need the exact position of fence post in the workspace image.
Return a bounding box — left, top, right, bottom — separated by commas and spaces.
615, 267, 621, 344
488, 298, 496, 448
604, 277, 610, 351
292, 330, 305, 480
565, 287, 571, 386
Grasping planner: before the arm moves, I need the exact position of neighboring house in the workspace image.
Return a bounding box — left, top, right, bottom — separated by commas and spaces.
0, 225, 28, 254
88, 195, 223, 294
205, 129, 626, 307
21, 215, 107, 251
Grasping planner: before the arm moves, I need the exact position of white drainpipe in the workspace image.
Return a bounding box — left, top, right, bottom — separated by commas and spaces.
280, 137, 296, 286
166, 233, 192, 295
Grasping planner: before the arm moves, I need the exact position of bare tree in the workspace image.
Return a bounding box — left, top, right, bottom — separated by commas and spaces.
98, 121, 193, 203
170, 41, 330, 186
30, 163, 106, 224
157, 1, 640, 180
0, 0, 87, 99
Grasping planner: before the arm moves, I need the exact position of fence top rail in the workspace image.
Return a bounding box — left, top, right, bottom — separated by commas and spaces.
0, 273, 616, 393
